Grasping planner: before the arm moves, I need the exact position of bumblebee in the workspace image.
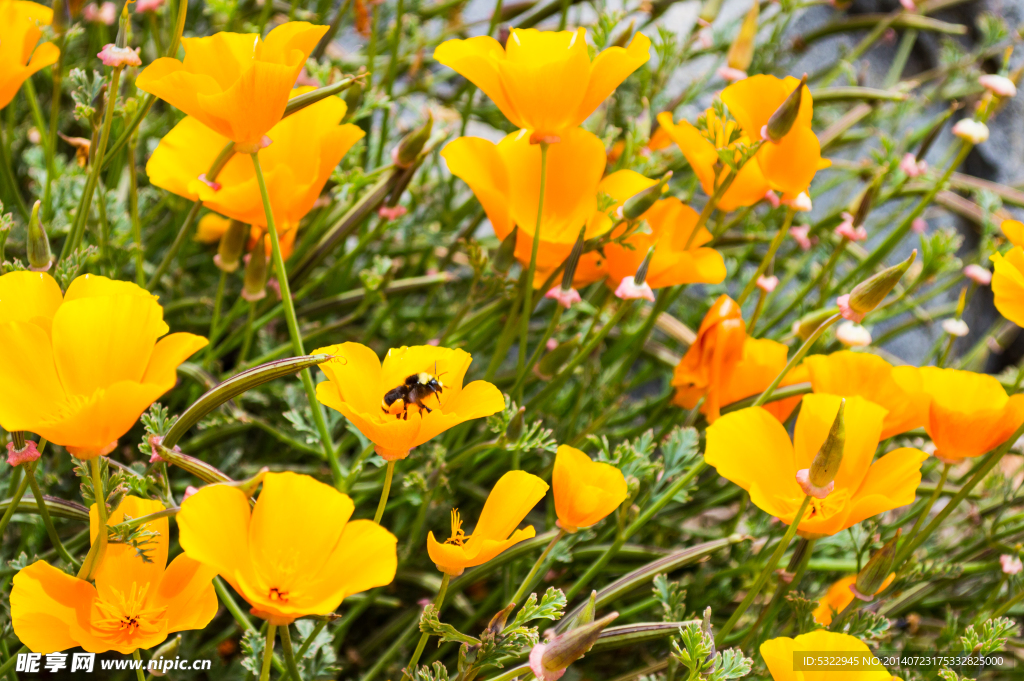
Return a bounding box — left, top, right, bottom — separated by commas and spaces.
381, 369, 445, 419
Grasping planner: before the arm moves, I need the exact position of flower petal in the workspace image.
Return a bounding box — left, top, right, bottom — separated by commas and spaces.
573, 32, 651, 126
468, 471, 548, 545
845, 447, 928, 527
11, 561, 98, 654
793, 394, 886, 493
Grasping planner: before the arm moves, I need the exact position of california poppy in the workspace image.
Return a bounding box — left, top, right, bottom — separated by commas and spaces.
12, 496, 217, 653
147, 87, 364, 260
991, 246, 1024, 327
136, 22, 329, 151
760, 630, 891, 680
177, 471, 397, 625
0, 272, 207, 458
1001, 219, 1024, 247
0, 0, 60, 110
804, 351, 929, 439
917, 367, 1024, 464
427, 470, 549, 575
553, 445, 627, 533
720, 75, 831, 200
812, 573, 894, 626
705, 394, 928, 538
313, 342, 505, 461
434, 28, 650, 140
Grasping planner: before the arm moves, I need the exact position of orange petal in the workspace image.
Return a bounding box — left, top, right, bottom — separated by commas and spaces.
468, 470, 548, 545
992, 247, 1024, 327
176, 483, 254, 593
792, 394, 886, 493
553, 445, 627, 531
845, 447, 928, 527
0, 320, 66, 433
758, 124, 823, 196
11, 560, 98, 654
297, 519, 397, 613
152, 554, 219, 634
573, 32, 651, 126
433, 36, 522, 128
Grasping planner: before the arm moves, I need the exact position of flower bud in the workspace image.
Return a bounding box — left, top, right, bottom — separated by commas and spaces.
505, 406, 526, 443
836, 321, 871, 347
26, 200, 52, 272
529, 612, 618, 681
492, 226, 518, 274
569, 591, 597, 629
620, 172, 671, 221
852, 530, 900, 600
726, 0, 758, 73
699, 0, 725, 24
114, 0, 130, 49
979, 74, 1017, 98
535, 338, 578, 381
392, 112, 433, 168
561, 226, 587, 291
796, 398, 844, 498
242, 246, 268, 302
214, 219, 248, 273
843, 249, 917, 320
952, 119, 989, 144
485, 602, 516, 640
764, 74, 807, 142
792, 306, 836, 340
147, 635, 181, 676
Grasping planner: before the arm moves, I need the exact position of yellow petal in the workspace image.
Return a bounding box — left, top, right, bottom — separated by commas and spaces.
177, 482, 254, 591
573, 32, 651, 126
152, 554, 219, 634
705, 407, 800, 505
793, 394, 886, 493
11, 560, 98, 654
468, 470, 548, 545
433, 36, 522, 128
758, 124, 824, 196
0, 270, 63, 329
0, 320, 66, 433
845, 447, 928, 528
1002, 219, 1024, 248
553, 445, 627, 531
297, 519, 398, 613
141, 333, 208, 387
992, 247, 1024, 327
91, 496, 168, 602
442, 137, 513, 238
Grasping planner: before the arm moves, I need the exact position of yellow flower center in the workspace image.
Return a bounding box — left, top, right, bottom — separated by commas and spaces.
444, 509, 469, 547
268, 587, 290, 602
93, 582, 167, 641
803, 488, 852, 522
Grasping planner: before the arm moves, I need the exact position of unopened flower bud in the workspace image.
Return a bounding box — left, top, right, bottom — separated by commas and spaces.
852, 530, 900, 600
963, 263, 992, 285
763, 74, 806, 142
699, 0, 725, 25
633, 246, 655, 286
836, 321, 871, 347
792, 307, 836, 340
726, 0, 758, 73
505, 406, 526, 443
570, 591, 598, 629
114, 0, 130, 49
26, 200, 52, 272
942, 318, 969, 337
843, 250, 916, 320
1000, 554, 1023, 575
756, 275, 778, 293
952, 119, 989, 144
899, 153, 927, 178
546, 287, 582, 309
344, 78, 364, 117
485, 602, 516, 639
979, 74, 1017, 98
492, 226, 518, 274
148, 635, 181, 676
242, 247, 268, 302
535, 338, 578, 381
392, 112, 433, 168
561, 226, 587, 290
797, 398, 845, 497
215, 219, 248, 273
615, 276, 654, 301
621, 172, 671, 221
528, 612, 618, 681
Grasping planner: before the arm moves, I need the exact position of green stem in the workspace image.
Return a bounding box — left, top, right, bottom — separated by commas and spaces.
146, 200, 202, 289
260, 624, 277, 681
0, 647, 28, 681
510, 304, 563, 399
403, 573, 450, 679
0, 470, 31, 540
374, 460, 395, 524
508, 529, 564, 607
206, 270, 228, 364
132, 650, 146, 681
43, 19, 66, 219
903, 463, 949, 548
23, 78, 49, 158
516, 142, 550, 377
0, 124, 28, 220
740, 537, 816, 648
280, 624, 303, 681
239, 301, 258, 364
991, 585, 1024, 619
736, 209, 793, 306
128, 130, 145, 286
752, 313, 841, 407
77, 456, 109, 581
250, 151, 341, 485
715, 495, 812, 644
25, 460, 80, 569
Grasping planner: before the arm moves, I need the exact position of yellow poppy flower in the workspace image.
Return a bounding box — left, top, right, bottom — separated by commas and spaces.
427, 470, 549, 575
136, 22, 329, 150
590, 170, 727, 290
760, 629, 891, 681
11, 496, 217, 654
805, 351, 929, 439
434, 28, 650, 140
720, 75, 831, 200
675, 335, 807, 424
705, 394, 928, 538
812, 573, 895, 626
917, 367, 1024, 464
991, 246, 1024, 327
177, 471, 397, 625
552, 445, 628, 533
0, 272, 207, 459
656, 109, 770, 211
147, 87, 364, 259
313, 342, 505, 461
0, 0, 59, 110
1001, 219, 1024, 247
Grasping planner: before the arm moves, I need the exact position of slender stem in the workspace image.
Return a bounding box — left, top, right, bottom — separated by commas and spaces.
43, 16, 66, 219
25, 461, 80, 568
0, 647, 27, 681
23, 78, 49, 158
517, 142, 550, 377
904, 463, 949, 548
280, 624, 303, 681
752, 313, 841, 407
686, 167, 736, 249
508, 530, 564, 608
374, 460, 396, 524
206, 270, 228, 363
0, 471, 31, 540
128, 130, 145, 286
0, 125, 28, 220
740, 537, 816, 648
146, 200, 202, 289
403, 573, 451, 679
260, 624, 277, 681
715, 495, 812, 644
295, 620, 326, 660
250, 152, 341, 484
240, 301, 258, 364
78, 457, 109, 581
511, 305, 563, 399
132, 650, 145, 681
736, 209, 793, 306
991, 585, 1024, 619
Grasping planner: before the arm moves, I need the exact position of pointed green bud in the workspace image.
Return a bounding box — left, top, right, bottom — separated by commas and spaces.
534, 338, 579, 381
843, 250, 917, 320
699, 0, 725, 24
726, 1, 758, 72
344, 79, 364, 117
493, 226, 518, 274
392, 112, 434, 168
26, 200, 52, 272
561, 226, 587, 291
853, 529, 900, 600
529, 612, 618, 681
242, 246, 268, 302
148, 635, 181, 676
215, 219, 248, 273
484, 602, 516, 641
115, 0, 130, 49
851, 182, 877, 229
792, 306, 837, 340
700, 606, 716, 663
634, 246, 656, 286
796, 398, 845, 498
570, 591, 598, 629
765, 74, 807, 142
505, 406, 526, 444
621, 172, 672, 221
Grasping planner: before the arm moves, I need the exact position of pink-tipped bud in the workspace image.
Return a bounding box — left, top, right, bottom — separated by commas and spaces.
899, 0, 915, 9
98, 44, 142, 67
790, 225, 814, 250
1000, 554, 1023, 575
963, 263, 992, 285
764, 190, 781, 208
899, 153, 928, 178
785, 192, 813, 212
6, 440, 41, 467
836, 321, 871, 347
717, 66, 747, 82
795, 469, 834, 499
198, 174, 222, 191
183, 485, 199, 500
546, 287, 582, 309
378, 205, 408, 221
615, 276, 655, 302
942, 318, 969, 337
912, 217, 928, 234
756, 275, 779, 293
837, 294, 865, 323
979, 74, 1017, 98
529, 613, 619, 681
834, 212, 867, 242
952, 119, 989, 144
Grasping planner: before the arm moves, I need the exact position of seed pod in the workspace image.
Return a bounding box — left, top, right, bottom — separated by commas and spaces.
215, 219, 248, 273
492, 226, 518, 275
242, 246, 268, 302
853, 530, 900, 600
26, 201, 52, 272
764, 74, 807, 142
809, 399, 845, 488
392, 112, 434, 168
147, 635, 181, 676
621, 172, 672, 221
529, 613, 619, 681
560, 226, 587, 291
846, 250, 917, 318
634, 246, 656, 286
726, 1, 758, 72
505, 406, 526, 444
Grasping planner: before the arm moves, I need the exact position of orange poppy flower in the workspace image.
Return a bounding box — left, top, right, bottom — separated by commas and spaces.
1001, 219, 1024, 247
812, 573, 895, 626
917, 367, 1024, 464
552, 445, 628, 533
705, 394, 928, 538
147, 87, 363, 260
178, 472, 397, 625
805, 351, 929, 439
656, 109, 770, 211
991, 246, 1024, 327
427, 470, 548, 575
136, 22, 329, 151
0, 272, 207, 458
313, 342, 505, 461
11, 496, 217, 653
761, 630, 891, 681
434, 28, 650, 140
1, 0, 59, 110
720, 75, 831, 200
